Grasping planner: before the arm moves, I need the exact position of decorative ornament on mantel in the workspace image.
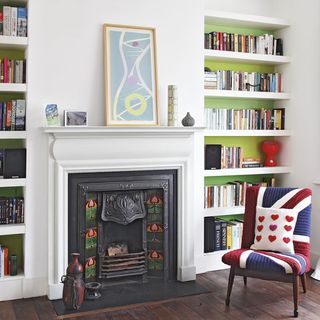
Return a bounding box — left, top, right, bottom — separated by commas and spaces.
167, 85, 178, 126
181, 112, 195, 127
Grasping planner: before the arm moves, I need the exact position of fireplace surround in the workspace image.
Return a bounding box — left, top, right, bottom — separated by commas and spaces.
44, 127, 199, 300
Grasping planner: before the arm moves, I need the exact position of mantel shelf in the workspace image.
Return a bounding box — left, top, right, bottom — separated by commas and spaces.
43, 126, 205, 138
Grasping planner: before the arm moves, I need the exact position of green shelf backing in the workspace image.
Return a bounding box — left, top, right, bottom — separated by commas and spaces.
0, 140, 25, 148
204, 24, 273, 37
205, 98, 275, 109
205, 136, 274, 160
0, 93, 26, 101
205, 60, 275, 73
0, 234, 24, 273
204, 174, 274, 186
0, 187, 24, 197
0, 49, 25, 60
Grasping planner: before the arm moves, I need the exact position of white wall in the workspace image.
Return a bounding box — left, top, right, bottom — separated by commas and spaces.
26, 0, 204, 294
272, 0, 320, 266
25, 0, 320, 297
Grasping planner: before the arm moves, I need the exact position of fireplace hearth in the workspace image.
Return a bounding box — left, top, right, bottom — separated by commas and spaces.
68, 170, 177, 284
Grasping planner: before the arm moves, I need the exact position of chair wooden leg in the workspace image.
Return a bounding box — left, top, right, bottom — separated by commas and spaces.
300, 273, 307, 293
226, 266, 235, 306
243, 276, 247, 286
293, 275, 299, 317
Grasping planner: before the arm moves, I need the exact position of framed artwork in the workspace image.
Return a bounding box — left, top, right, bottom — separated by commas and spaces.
64, 111, 88, 126
103, 24, 159, 126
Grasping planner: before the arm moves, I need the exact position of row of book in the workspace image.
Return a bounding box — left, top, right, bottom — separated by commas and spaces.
204, 32, 283, 56
205, 144, 244, 170
204, 70, 283, 92
0, 100, 26, 131
0, 197, 24, 225
204, 217, 243, 252
0, 58, 26, 84
0, 245, 9, 277
204, 107, 285, 130
204, 179, 275, 209
0, 6, 27, 37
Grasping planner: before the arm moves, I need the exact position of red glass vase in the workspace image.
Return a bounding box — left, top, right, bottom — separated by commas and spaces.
261, 140, 279, 167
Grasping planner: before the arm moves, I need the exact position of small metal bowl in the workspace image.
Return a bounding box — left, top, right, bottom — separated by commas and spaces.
85, 282, 102, 300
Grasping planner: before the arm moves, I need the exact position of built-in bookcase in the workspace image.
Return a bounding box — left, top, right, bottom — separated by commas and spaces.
0, 0, 28, 299
199, 10, 291, 273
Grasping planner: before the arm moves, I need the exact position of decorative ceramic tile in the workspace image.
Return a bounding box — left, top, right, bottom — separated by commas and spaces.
85, 256, 96, 281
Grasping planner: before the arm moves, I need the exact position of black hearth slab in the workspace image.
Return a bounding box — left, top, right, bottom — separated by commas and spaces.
51, 280, 209, 316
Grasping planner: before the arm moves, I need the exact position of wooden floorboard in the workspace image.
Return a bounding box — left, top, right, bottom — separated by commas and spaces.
1, 270, 320, 319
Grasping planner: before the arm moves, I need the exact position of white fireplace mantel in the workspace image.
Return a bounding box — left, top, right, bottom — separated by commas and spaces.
44, 126, 202, 300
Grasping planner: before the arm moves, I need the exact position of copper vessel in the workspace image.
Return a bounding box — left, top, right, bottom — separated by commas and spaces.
61, 253, 85, 310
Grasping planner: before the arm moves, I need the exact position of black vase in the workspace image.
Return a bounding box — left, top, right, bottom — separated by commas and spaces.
181, 112, 195, 127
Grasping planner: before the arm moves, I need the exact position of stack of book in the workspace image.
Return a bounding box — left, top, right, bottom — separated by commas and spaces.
204, 31, 283, 56
242, 157, 263, 168
0, 100, 26, 131
204, 70, 283, 92
204, 71, 217, 89
0, 6, 27, 37
204, 107, 285, 130
204, 217, 244, 253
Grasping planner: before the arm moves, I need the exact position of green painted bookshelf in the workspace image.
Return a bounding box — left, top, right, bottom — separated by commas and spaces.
0, 0, 28, 299
200, 10, 291, 273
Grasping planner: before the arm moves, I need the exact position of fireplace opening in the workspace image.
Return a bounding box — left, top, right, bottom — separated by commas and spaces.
68, 170, 177, 285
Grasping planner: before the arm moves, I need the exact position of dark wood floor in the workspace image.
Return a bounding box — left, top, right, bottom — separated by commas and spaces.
1, 269, 320, 319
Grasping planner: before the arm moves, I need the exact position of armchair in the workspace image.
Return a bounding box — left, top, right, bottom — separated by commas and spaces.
222, 186, 312, 318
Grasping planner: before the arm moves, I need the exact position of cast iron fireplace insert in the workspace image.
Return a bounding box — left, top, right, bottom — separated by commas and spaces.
68, 170, 177, 284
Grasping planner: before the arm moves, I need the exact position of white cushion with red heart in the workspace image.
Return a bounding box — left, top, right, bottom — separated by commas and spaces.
250, 206, 299, 254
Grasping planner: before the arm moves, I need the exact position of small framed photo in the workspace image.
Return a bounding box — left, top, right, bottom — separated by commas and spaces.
64, 111, 88, 126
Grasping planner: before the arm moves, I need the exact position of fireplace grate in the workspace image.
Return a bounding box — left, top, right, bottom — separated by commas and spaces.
99, 251, 147, 279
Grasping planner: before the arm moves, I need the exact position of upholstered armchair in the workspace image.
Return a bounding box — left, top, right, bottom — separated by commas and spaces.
222, 186, 312, 318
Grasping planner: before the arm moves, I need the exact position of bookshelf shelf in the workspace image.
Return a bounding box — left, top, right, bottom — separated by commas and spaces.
0, 35, 28, 49
0, 273, 25, 282
203, 166, 291, 177
203, 130, 291, 137
0, 224, 26, 236
0, 131, 27, 139
204, 49, 291, 65
0, 83, 27, 93
204, 10, 289, 30
204, 90, 290, 100
204, 206, 245, 217
0, 179, 26, 187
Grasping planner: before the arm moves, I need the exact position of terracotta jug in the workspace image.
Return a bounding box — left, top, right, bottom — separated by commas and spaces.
61, 253, 85, 310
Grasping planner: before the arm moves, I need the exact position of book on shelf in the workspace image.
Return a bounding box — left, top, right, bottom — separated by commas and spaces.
17, 7, 27, 37
1, 6, 27, 37
0, 58, 26, 84
0, 245, 10, 277
204, 107, 285, 131
204, 217, 243, 253
0, 197, 24, 225
204, 70, 283, 93
204, 178, 276, 209
204, 31, 283, 56
0, 100, 26, 131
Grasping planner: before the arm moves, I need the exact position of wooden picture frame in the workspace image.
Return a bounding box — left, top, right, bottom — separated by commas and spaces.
103, 24, 159, 126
